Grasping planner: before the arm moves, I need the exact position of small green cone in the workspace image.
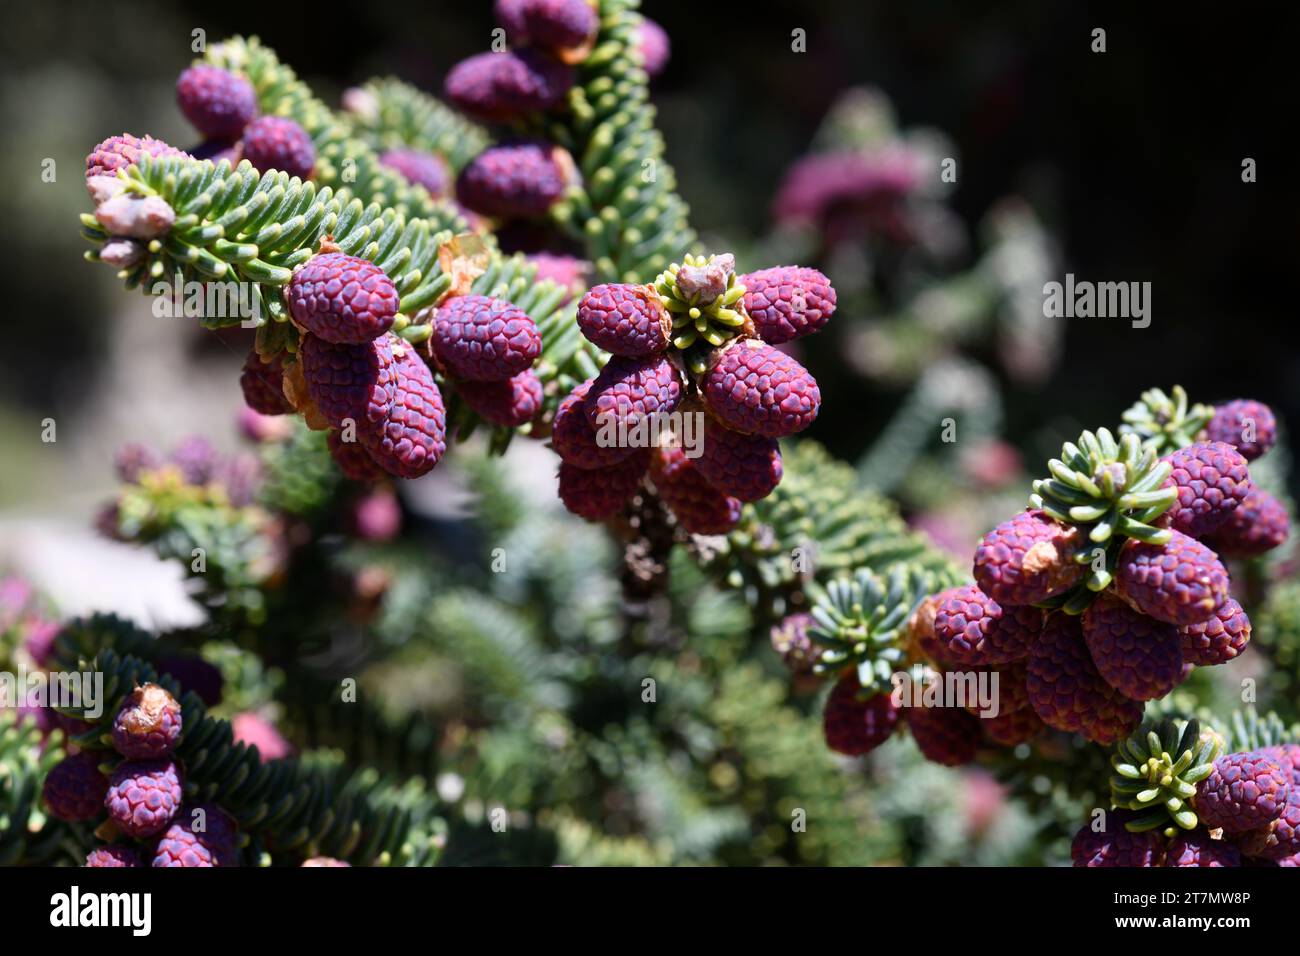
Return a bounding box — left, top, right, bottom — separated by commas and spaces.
1029, 426, 1177, 613
1119, 385, 1213, 455
1109, 716, 1221, 837
808, 564, 942, 693
654, 252, 748, 352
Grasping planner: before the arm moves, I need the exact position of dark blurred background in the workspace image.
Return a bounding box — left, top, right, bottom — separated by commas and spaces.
2, 0, 1296, 509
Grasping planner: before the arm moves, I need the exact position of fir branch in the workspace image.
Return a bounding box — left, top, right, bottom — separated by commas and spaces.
704, 441, 964, 623
984, 730, 1111, 858
545, 0, 697, 282
202, 36, 472, 228
1223, 707, 1300, 753
82, 153, 456, 332
197, 39, 600, 403
424, 589, 571, 717
1253, 580, 1300, 724
50, 633, 445, 866
276, 675, 446, 781
344, 77, 492, 172
857, 357, 1003, 494
0, 711, 77, 865
706, 662, 888, 865
623, 758, 750, 858
82, 157, 594, 433
256, 424, 344, 519
104, 443, 306, 627
59, 609, 450, 787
